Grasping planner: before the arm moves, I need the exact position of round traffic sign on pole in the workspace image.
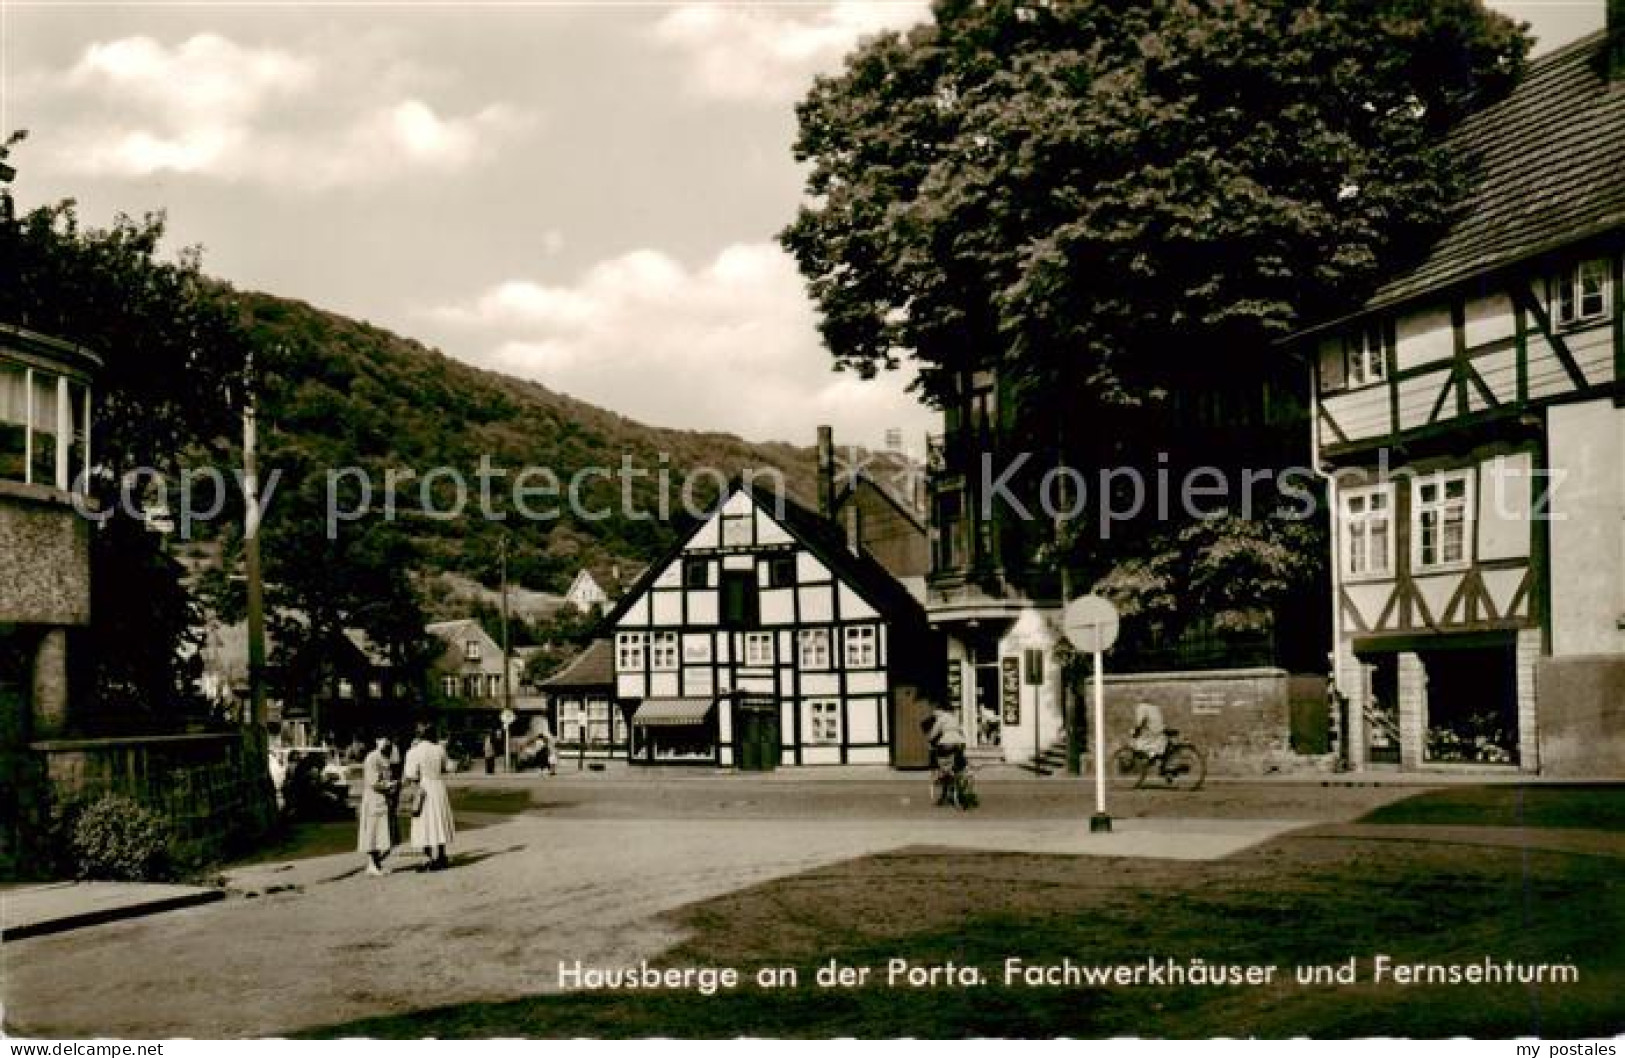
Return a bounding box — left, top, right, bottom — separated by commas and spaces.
1063, 595, 1119, 654
500, 707, 516, 728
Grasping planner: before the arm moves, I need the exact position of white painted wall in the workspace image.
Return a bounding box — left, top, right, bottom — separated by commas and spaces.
1547, 400, 1625, 656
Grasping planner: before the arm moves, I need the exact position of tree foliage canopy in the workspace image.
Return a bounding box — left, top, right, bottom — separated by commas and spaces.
783, 0, 1528, 656
1, 151, 254, 721
783, 0, 1528, 418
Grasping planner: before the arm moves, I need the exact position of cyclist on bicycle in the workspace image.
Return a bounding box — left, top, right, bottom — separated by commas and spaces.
1131, 701, 1170, 770
922, 703, 968, 776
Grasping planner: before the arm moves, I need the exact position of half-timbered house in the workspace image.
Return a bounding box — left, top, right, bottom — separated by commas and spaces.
1300, 21, 1625, 774
605, 480, 937, 767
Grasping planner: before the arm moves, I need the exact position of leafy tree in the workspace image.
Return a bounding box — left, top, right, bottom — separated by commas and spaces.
522, 604, 602, 685
0, 143, 253, 721
783, 0, 1527, 651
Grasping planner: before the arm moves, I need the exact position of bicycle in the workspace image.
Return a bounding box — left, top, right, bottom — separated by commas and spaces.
1113, 728, 1207, 790
930, 759, 979, 810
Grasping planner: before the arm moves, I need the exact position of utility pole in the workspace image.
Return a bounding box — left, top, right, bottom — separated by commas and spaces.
500, 534, 513, 772
244, 349, 268, 732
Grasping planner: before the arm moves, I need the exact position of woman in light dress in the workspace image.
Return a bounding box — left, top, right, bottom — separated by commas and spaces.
357, 735, 397, 876
404, 722, 455, 871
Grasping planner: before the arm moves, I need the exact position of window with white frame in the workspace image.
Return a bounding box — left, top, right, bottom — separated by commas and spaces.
682, 635, 712, 664
844, 625, 878, 669
1553, 259, 1610, 328
441, 675, 458, 698
464, 639, 481, 662
1413, 471, 1473, 570
1345, 326, 1387, 386
650, 631, 680, 671
338, 678, 354, 699
744, 632, 775, 666
808, 700, 841, 745
616, 632, 647, 670
1341, 486, 1394, 578
798, 628, 831, 670
487, 674, 503, 698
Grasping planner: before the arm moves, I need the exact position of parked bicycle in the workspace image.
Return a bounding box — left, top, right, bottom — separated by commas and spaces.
930, 761, 979, 810
1113, 728, 1207, 790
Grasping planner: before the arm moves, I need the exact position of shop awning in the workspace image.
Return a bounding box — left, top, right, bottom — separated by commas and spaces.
632, 698, 715, 727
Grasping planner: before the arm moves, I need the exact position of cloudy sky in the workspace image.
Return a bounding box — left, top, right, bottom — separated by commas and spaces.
2, 1, 1606, 449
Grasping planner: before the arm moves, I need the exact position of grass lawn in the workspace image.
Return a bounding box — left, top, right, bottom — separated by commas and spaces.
305, 784, 1624, 1039
227, 787, 534, 868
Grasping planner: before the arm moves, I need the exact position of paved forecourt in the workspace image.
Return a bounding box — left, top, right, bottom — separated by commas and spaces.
4, 808, 1297, 1038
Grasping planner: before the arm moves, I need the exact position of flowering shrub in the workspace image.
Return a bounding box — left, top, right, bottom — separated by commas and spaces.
1426, 713, 1515, 765
70, 794, 174, 882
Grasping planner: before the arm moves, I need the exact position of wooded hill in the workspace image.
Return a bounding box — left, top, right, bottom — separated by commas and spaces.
238, 290, 819, 595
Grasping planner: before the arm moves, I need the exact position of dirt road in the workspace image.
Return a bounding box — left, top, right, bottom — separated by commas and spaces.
4, 776, 1414, 1038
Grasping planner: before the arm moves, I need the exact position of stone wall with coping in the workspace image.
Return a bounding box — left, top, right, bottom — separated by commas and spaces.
22, 729, 278, 878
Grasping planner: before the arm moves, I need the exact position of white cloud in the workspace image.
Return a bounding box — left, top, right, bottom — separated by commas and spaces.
652, 1, 929, 103
28, 33, 532, 189
427, 242, 933, 448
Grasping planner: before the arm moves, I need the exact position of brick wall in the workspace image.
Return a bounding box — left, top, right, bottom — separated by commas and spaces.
1100, 668, 1333, 775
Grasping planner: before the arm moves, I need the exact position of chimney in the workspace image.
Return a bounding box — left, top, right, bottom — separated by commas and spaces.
1612, 0, 1625, 81
816, 425, 835, 519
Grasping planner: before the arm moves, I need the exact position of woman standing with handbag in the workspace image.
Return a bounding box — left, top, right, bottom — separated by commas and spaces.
403, 722, 455, 871
358, 735, 397, 876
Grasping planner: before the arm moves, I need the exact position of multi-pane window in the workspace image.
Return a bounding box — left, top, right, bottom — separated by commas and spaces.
798, 628, 831, 670
744, 632, 775, 666
487, 674, 503, 698
1413, 471, 1472, 570
464, 639, 481, 662
1341, 487, 1393, 578
0, 361, 91, 490
1345, 326, 1387, 386
650, 631, 679, 671
808, 700, 841, 745
616, 632, 647, 670
767, 555, 796, 588
844, 625, 878, 669
441, 675, 458, 698
1554, 259, 1609, 328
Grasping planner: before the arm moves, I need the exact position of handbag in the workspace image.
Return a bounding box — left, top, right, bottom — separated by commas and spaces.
409, 785, 427, 817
